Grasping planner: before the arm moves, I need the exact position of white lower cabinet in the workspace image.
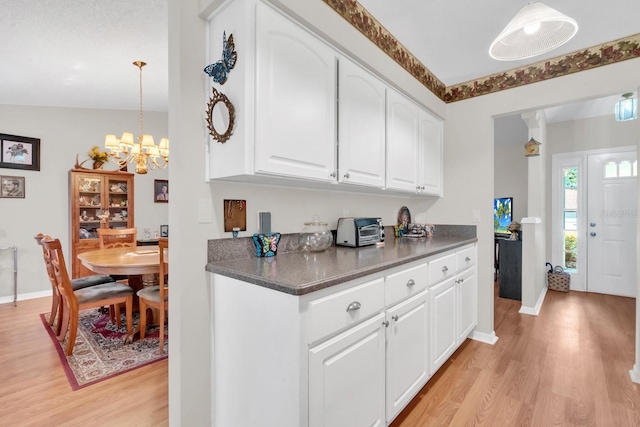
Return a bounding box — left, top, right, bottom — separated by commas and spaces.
429, 276, 457, 375
309, 313, 386, 427
211, 244, 476, 427
457, 267, 476, 344
385, 289, 430, 422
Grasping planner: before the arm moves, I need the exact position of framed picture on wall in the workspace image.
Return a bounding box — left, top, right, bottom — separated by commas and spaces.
0, 134, 40, 171
0, 176, 25, 198
154, 179, 168, 203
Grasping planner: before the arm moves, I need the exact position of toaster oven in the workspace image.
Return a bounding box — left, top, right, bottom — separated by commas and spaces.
336, 217, 384, 247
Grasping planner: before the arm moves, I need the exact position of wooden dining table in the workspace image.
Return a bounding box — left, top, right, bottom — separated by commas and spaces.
77, 245, 163, 280
77, 245, 167, 342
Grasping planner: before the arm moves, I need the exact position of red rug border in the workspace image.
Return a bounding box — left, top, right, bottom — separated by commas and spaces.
39, 313, 167, 391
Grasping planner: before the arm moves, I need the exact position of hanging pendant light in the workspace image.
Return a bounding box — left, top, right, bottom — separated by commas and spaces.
489, 2, 578, 61
104, 61, 169, 174
615, 93, 638, 122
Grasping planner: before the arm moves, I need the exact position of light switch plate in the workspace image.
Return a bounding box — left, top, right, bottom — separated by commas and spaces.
472, 209, 480, 223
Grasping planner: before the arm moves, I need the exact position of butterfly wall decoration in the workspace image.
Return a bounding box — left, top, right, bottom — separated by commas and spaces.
204, 31, 238, 85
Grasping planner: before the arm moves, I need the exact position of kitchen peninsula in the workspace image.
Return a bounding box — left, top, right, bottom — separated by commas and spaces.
207, 226, 477, 426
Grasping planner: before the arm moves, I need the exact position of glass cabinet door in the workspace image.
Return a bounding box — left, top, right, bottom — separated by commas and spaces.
76, 175, 104, 239
107, 177, 130, 229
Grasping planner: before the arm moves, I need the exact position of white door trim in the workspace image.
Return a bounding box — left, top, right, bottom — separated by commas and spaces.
551, 146, 637, 293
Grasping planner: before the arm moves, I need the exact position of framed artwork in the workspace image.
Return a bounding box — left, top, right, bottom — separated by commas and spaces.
0, 134, 40, 171
224, 199, 246, 232
0, 176, 25, 198
154, 179, 169, 203
160, 225, 169, 237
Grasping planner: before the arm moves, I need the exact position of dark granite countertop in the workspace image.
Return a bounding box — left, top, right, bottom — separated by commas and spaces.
206, 232, 477, 296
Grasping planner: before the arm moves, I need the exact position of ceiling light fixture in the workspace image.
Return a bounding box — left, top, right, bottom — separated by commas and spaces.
489, 2, 578, 61
104, 61, 169, 174
615, 93, 638, 122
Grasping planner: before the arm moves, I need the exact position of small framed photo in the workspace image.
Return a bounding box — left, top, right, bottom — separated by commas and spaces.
160, 225, 169, 237
0, 176, 25, 198
154, 179, 169, 203
0, 134, 40, 171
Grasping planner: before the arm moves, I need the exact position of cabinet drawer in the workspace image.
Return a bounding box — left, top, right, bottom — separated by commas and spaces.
456, 246, 475, 272
428, 253, 456, 285
385, 263, 428, 307
308, 278, 385, 344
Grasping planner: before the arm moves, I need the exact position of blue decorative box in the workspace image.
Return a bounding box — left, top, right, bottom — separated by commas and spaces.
252, 232, 281, 257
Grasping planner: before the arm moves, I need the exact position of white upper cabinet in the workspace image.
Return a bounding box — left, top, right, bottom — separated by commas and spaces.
338, 57, 386, 188
206, 0, 443, 197
418, 109, 443, 196
386, 88, 420, 192
254, 3, 337, 181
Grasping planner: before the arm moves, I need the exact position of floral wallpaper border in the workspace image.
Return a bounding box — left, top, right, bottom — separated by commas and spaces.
323, 0, 640, 104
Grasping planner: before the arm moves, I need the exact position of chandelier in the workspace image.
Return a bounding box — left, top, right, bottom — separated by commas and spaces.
489, 2, 578, 61
104, 61, 169, 174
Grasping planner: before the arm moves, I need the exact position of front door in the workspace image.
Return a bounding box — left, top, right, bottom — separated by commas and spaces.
587, 151, 637, 297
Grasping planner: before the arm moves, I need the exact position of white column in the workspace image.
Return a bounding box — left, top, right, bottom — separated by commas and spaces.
630, 86, 640, 384
519, 111, 548, 316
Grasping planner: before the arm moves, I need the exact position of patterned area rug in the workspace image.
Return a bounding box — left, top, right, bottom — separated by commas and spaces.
40, 309, 167, 390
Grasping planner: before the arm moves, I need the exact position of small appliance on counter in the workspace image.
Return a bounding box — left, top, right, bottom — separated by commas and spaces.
336, 217, 384, 247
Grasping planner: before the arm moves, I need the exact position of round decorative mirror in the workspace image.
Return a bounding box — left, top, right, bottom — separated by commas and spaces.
206, 87, 235, 143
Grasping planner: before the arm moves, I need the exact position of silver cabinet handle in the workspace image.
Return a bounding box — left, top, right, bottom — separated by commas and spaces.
590, 232, 597, 237
343, 172, 350, 179
465, 257, 471, 262
590, 222, 596, 227
442, 266, 449, 272
406, 279, 415, 287
421, 186, 425, 190
416, 186, 421, 191
346, 301, 361, 312
382, 320, 389, 327
330, 171, 337, 178
392, 315, 399, 322
459, 278, 464, 283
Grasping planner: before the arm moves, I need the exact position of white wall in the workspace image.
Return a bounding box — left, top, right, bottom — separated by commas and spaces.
0, 105, 168, 299
174, 0, 640, 424
494, 115, 528, 222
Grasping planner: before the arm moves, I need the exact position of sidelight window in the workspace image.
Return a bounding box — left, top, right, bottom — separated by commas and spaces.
563, 167, 578, 270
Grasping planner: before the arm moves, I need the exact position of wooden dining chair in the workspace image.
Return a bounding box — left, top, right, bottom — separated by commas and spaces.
41, 237, 134, 356
97, 227, 138, 249
137, 237, 168, 353
34, 233, 116, 335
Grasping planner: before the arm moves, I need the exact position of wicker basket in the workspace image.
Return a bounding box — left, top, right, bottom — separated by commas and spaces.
547, 266, 570, 292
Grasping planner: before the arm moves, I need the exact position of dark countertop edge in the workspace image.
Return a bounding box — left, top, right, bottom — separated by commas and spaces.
206, 237, 478, 296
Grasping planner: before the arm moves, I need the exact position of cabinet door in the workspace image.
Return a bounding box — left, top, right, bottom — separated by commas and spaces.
429, 277, 457, 375
106, 176, 133, 229
386, 89, 419, 192
338, 57, 386, 188
457, 268, 476, 344
385, 290, 430, 422
418, 109, 443, 196
309, 313, 386, 427
255, 3, 337, 181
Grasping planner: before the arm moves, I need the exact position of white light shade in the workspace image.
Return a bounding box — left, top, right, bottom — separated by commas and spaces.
615, 93, 638, 122
120, 132, 135, 147
130, 143, 141, 155
105, 134, 119, 148
141, 134, 155, 147
159, 138, 169, 150
147, 145, 160, 157
489, 2, 578, 61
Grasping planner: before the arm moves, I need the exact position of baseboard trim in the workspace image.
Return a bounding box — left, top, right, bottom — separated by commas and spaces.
470, 330, 498, 345
519, 286, 548, 316
0, 290, 51, 305
630, 365, 640, 384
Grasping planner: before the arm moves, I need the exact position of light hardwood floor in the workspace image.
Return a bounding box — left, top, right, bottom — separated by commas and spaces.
391, 286, 640, 426
2, 287, 639, 426
0, 297, 168, 427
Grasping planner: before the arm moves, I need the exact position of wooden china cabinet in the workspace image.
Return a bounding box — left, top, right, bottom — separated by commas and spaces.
69, 169, 135, 278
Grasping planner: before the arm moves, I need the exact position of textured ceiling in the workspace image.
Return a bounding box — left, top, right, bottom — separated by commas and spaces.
1, 0, 638, 119
0, 0, 168, 112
